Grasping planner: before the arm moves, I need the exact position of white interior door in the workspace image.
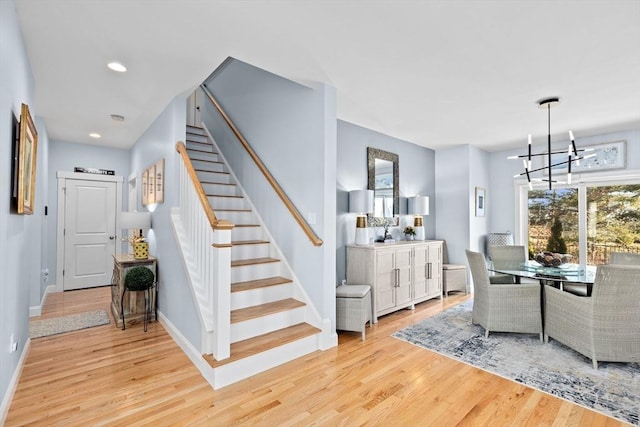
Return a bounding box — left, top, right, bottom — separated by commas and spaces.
63, 179, 117, 290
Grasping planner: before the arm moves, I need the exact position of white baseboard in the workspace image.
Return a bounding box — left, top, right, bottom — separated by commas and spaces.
0, 338, 31, 425
157, 311, 216, 388
29, 285, 56, 317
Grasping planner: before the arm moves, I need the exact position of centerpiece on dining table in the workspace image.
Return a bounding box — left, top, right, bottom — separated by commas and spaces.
534, 251, 573, 268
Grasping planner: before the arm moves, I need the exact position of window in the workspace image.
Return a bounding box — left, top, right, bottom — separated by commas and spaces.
517, 172, 640, 265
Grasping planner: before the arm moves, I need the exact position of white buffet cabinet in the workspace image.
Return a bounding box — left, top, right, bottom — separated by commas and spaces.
347, 240, 443, 322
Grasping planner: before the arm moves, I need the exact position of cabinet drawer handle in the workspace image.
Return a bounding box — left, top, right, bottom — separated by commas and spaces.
428, 262, 432, 279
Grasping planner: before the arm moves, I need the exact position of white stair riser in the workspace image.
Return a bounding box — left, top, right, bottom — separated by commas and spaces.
231, 261, 280, 283
212, 334, 319, 389
207, 196, 247, 210
216, 210, 255, 224
231, 226, 263, 241
231, 307, 306, 343
192, 160, 225, 173
201, 183, 238, 197
186, 141, 213, 152
230, 283, 293, 311
197, 171, 231, 184
188, 151, 219, 162
231, 242, 270, 260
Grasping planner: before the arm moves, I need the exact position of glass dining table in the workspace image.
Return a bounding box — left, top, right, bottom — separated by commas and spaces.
489, 261, 597, 296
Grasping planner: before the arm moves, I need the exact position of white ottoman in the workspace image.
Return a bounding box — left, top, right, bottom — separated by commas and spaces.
443, 264, 468, 295
336, 285, 372, 340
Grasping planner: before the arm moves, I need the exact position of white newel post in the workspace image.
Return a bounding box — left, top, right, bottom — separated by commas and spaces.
211, 224, 232, 360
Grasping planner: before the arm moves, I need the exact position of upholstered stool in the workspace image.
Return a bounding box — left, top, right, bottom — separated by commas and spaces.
443, 264, 468, 295
336, 284, 373, 340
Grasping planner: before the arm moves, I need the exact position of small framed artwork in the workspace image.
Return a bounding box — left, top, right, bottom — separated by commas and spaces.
147, 165, 155, 202
154, 159, 164, 203
573, 140, 626, 173
17, 104, 38, 215
475, 187, 486, 217
142, 169, 149, 206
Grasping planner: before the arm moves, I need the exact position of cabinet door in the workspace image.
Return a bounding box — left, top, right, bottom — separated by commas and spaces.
375, 250, 396, 312
413, 246, 429, 300
426, 243, 443, 296
395, 247, 413, 305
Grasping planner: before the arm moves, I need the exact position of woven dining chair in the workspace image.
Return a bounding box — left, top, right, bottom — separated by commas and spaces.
466, 250, 543, 341
490, 245, 538, 284
544, 264, 640, 368
610, 252, 640, 266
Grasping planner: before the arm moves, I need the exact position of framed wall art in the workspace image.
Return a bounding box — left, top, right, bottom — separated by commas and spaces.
16, 103, 38, 215
475, 187, 486, 217
141, 158, 165, 205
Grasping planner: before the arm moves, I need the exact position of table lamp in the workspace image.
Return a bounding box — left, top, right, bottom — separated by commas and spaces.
408, 196, 429, 241
349, 190, 374, 245
121, 211, 151, 259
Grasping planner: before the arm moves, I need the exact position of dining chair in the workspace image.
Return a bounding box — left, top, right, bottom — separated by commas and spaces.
490, 245, 538, 284
466, 250, 542, 340
610, 252, 640, 265
544, 264, 640, 368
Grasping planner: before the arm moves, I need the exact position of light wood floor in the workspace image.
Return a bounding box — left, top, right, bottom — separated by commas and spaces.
6, 287, 627, 426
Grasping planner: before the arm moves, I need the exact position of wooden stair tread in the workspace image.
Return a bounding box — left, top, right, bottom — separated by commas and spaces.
206, 194, 243, 199
203, 323, 320, 368
233, 224, 260, 228
231, 276, 292, 293
231, 298, 305, 323
232, 239, 269, 246
200, 182, 236, 187
196, 170, 229, 175
231, 257, 279, 267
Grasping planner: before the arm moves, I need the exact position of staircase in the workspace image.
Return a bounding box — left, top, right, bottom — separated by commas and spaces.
179, 125, 322, 388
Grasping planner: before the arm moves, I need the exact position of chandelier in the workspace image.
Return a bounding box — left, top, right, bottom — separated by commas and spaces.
510, 97, 595, 190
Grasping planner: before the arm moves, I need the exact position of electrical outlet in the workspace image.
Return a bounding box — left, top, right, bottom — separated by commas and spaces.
341, 279, 347, 286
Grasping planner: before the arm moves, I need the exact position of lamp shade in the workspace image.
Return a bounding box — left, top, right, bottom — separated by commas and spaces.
408, 196, 429, 215
120, 211, 151, 232
349, 190, 374, 214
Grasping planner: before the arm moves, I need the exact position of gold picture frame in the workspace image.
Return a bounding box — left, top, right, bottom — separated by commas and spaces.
142, 169, 149, 206
17, 104, 38, 215
154, 159, 164, 203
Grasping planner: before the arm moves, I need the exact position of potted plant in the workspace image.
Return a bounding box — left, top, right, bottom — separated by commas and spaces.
403, 225, 416, 241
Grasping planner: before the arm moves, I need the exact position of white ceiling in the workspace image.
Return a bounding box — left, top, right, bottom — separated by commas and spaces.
15, 0, 640, 152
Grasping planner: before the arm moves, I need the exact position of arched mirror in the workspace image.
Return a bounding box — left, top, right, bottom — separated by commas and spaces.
367, 147, 399, 226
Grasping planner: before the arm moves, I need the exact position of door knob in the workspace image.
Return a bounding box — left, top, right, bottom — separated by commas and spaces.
109, 235, 115, 240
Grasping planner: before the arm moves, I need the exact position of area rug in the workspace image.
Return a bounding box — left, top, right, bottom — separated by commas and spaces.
393, 300, 639, 425
29, 310, 110, 338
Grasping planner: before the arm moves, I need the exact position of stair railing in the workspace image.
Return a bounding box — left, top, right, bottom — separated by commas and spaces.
176, 141, 232, 360
200, 84, 324, 247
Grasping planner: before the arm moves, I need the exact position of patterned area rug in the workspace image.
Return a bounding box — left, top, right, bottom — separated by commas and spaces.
393, 300, 639, 425
30, 310, 110, 338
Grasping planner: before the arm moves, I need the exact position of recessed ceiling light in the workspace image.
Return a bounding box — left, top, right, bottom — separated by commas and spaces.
107, 62, 127, 72
110, 114, 125, 122
89, 133, 101, 138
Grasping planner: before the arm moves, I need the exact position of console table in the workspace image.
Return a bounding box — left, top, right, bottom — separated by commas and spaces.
110, 254, 157, 328
347, 240, 442, 322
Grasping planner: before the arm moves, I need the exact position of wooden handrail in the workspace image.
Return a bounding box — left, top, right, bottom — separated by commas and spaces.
200, 84, 323, 247
176, 141, 233, 231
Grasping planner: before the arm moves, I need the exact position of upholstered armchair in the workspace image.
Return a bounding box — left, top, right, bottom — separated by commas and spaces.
544, 264, 640, 368
466, 250, 543, 340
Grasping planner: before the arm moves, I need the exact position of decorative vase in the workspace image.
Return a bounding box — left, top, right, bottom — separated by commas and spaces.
133, 242, 149, 259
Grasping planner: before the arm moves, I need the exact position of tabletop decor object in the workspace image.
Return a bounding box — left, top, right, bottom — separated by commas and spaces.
534, 251, 572, 267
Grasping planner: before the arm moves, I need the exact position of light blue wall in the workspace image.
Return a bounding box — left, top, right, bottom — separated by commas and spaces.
129, 96, 202, 348
435, 145, 471, 266
46, 140, 130, 292
202, 58, 337, 327
0, 0, 40, 413
337, 120, 436, 284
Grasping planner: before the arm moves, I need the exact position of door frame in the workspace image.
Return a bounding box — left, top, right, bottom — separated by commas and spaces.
55, 171, 123, 292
